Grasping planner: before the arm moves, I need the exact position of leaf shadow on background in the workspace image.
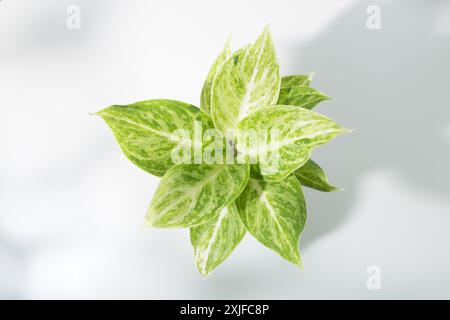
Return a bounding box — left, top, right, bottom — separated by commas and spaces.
0, 234, 27, 299
203, 0, 450, 296
0, 0, 113, 298
286, 0, 450, 250
6, 0, 110, 58
1, 0, 450, 299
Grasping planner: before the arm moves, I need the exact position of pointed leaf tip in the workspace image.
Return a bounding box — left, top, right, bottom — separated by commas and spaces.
97, 100, 215, 177
237, 106, 345, 180
236, 176, 306, 265
200, 39, 232, 114
191, 203, 246, 276
294, 159, 340, 192
211, 25, 280, 132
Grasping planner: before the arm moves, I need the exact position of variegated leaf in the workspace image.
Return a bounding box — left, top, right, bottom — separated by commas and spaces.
200, 39, 232, 115
294, 159, 340, 192
98, 100, 213, 176
146, 164, 249, 228
211, 27, 280, 133
190, 202, 246, 277
278, 86, 330, 110
280, 74, 313, 88
236, 176, 306, 265
237, 105, 345, 180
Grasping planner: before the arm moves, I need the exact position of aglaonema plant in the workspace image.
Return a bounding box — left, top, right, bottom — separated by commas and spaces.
97, 27, 348, 277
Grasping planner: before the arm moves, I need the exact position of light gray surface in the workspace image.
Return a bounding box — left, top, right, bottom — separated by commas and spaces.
1, 0, 449, 299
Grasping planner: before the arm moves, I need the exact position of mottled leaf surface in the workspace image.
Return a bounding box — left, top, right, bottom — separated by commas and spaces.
278, 86, 330, 110
236, 176, 306, 265
211, 27, 280, 133
98, 100, 213, 176
294, 159, 340, 192
237, 105, 345, 180
280, 74, 312, 88
146, 164, 249, 228
200, 40, 231, 115
190, 202, 246, 276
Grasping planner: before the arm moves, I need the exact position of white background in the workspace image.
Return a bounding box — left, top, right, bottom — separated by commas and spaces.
1, 0, 450, 299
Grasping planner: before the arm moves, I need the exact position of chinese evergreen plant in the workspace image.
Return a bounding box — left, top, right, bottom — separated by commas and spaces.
97, 27, 347, 277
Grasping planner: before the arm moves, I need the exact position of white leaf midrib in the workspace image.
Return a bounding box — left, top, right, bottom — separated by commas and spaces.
198, 207, 229, 273
105, 114, 183, 142
155, 166, 226, 222
241, 128, 340, 156
238, 35, 267, 121
251, 179, 295, 256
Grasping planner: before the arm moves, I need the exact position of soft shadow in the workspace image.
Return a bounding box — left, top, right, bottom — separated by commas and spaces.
6, 0, 114, 58
285, 0, 450, 249
0, 235, 28, 299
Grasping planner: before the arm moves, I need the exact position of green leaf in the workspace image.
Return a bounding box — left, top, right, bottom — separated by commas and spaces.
277, 74, 329, 109
280, 74, 313, 88
190, 202, 246, 277
200, 39, 232, 115
294, 159, 340, 192
237, 105, 346, 180
146, 164, 249, 228
236, 176, 306, 265
211, 27, 280, 133
278, 86, 330, 110
97, 100, 213, 176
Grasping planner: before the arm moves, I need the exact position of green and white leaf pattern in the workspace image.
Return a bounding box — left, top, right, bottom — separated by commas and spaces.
190, 202, 246, 277
294, 159, 340, 192
200, 39, 232, 115
98, 100, 213, 176
98, 28, 348, 276
237, 105, 345, 180
146, 164, 249, 228
211, 27, 280, 133
236, 176, 306, 265
278, 86, 330, 110
280, 74, 313, 88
